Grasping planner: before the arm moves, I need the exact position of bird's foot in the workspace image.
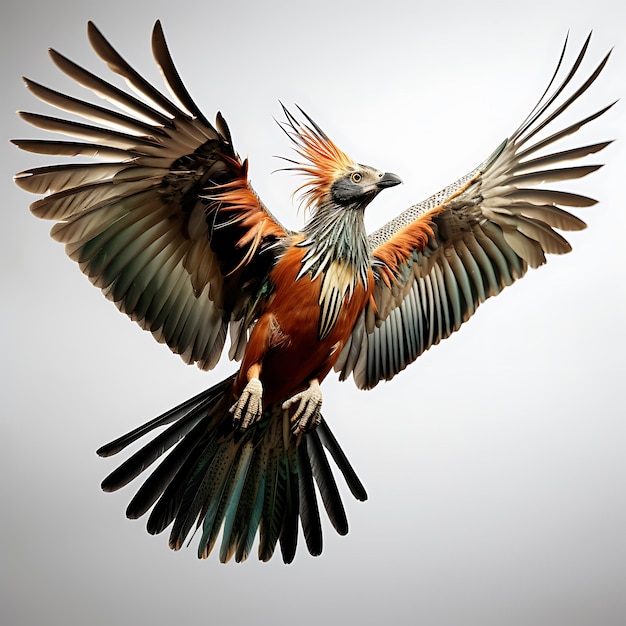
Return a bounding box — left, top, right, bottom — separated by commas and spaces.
282, 379, 323, 435
231, 377, 264, 430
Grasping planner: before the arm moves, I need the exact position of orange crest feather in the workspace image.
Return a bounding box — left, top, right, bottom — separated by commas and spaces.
279, 105, 355, 210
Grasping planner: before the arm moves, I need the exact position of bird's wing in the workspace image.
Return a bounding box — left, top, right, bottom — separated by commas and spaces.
337, 34, 614, 389
13, 21, 288, 370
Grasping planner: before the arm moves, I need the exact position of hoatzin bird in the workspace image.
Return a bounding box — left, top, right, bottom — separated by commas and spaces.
13, 22, 613, 563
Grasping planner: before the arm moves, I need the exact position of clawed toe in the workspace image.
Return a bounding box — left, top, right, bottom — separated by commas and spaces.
231, 377, 264, 430
282, 379, 323, 435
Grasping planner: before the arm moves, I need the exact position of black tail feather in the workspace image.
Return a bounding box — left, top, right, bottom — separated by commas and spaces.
278, 449, 300, 564
317, 420, 368, 502
125, 416, 217, 520
97, 377, 234, 457
147, 424, 223, 536
297, 442, 323, 557
306, 429, 349, 535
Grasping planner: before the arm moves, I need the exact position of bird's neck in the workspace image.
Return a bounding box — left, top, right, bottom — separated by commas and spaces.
296, 203, 371, 339
298, 203, 370, 285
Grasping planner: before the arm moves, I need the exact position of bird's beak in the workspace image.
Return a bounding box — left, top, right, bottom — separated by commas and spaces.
377, 172, 403, 189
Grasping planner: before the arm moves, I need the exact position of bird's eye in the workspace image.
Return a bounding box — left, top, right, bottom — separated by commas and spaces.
351, 172, 363, 184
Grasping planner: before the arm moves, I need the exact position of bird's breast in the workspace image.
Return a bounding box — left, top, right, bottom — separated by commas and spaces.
269, 243, 371, 340
244, 243, 372, 402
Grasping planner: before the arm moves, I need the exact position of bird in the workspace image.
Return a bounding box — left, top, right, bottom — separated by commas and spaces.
13, 21, 613, 563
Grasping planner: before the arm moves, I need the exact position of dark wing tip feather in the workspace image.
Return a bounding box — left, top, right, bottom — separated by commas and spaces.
150, 19, 212, 128
215, 111, 232, 145
86, 20, 101, 41
47, 47, 70, 69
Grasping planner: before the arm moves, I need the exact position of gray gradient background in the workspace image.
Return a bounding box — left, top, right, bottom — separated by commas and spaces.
2, 1, 625, 625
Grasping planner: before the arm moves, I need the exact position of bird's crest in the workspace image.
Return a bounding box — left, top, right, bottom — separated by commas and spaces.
278, 104, 356, 211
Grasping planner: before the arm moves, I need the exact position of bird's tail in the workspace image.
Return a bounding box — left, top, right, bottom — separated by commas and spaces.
97, 374, 367, 563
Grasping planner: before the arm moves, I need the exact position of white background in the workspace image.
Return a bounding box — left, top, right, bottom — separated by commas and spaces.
2, 1, 625, 624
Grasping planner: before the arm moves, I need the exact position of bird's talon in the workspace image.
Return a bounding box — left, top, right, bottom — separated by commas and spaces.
231, 377, 264, 430
282, 380, 323, 435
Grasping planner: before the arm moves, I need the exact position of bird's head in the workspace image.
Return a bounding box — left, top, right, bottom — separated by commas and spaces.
278, 105, 402, 213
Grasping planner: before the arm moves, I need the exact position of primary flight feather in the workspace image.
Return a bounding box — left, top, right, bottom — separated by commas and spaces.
14, 21, 613, 562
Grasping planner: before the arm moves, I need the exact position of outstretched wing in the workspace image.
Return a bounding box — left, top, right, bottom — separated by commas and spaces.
337, 34, 614, 389
13, 21, 287, 369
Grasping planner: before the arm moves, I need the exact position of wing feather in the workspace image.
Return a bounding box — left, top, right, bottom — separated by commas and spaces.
339, 35, 612, 389
86, 21, 182, 121
14, 22, 287, 369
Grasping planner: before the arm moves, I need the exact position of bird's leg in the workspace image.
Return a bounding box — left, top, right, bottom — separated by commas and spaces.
282, 379, 323, 435
231, 364, 264, 430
